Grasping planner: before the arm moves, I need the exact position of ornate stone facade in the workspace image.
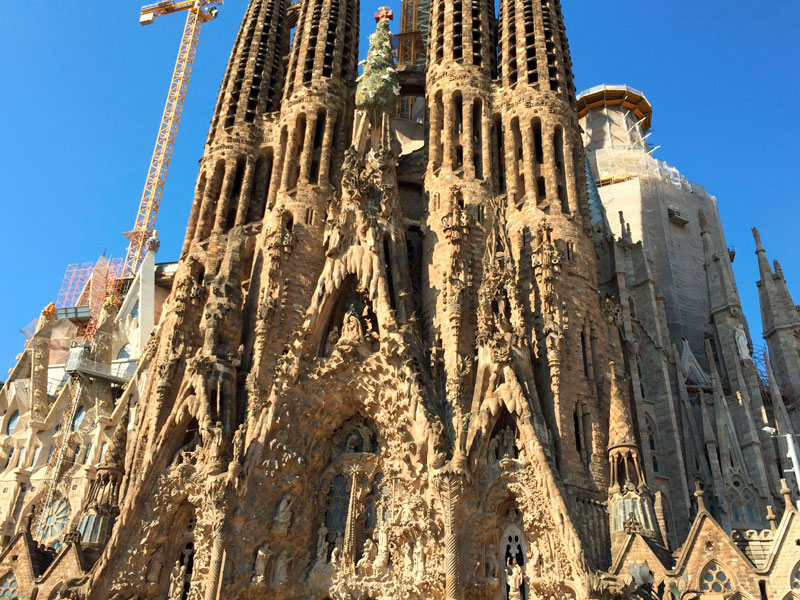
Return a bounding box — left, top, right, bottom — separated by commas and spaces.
1, 1, 800, 599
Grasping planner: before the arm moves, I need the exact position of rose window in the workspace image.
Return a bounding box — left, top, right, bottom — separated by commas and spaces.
700, 564, 732, 594
35, 499, 70, 543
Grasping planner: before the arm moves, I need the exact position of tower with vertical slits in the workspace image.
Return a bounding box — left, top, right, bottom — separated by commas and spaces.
31, 2, 796, 599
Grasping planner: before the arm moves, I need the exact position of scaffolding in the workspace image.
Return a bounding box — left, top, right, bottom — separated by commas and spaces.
55, 257, 124, 340
55, 263, 95, 309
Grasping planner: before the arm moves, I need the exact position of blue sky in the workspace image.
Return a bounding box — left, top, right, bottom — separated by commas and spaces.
0, 1, 798, 375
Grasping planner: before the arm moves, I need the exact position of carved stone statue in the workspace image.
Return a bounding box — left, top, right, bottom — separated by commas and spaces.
316, 523, 329, 563
486, 544, 499, 579
252, 542, 272, 584
357, 539, 377, 577
331, 546, 341, 571
167, 560, 186, 600
273, 496, 293, 533
507, 559, 524, 600
324, 326, 340, 355
340, 309, 365, 345
273, 551, 289, 585
527, 540, 542, 579
734, 324, 751, 361
413, 540, 425, 583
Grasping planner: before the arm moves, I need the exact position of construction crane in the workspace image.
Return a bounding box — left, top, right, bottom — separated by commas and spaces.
122, 0, 222, 279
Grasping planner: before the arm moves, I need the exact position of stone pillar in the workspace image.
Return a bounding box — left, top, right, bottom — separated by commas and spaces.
439, 472, 463, 600
204, 515, 226, 600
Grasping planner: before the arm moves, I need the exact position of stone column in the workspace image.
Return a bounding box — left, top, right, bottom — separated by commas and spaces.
204, 514, 225, 600
439, 472, 463, 600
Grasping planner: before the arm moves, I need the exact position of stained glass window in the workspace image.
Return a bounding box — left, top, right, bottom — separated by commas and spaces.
71, 406, 85, 432
34, 498, 70, 543
6, 411, 19, 436
700, 563, 732, 594
0, 572, 18, 597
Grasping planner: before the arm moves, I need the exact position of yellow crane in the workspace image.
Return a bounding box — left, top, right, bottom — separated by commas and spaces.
122, 0, 223, 278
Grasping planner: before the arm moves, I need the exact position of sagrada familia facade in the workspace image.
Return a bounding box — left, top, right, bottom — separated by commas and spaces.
1, 0, 800, 598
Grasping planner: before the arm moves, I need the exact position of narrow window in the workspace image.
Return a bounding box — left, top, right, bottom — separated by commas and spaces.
310, 110, 327, 184
249, 150, 273, 222
453, 92, 464, 169
472, 98, 483, 180
511, 117, 525, 197
492, 116, 505, 193
225, 157, 246, 231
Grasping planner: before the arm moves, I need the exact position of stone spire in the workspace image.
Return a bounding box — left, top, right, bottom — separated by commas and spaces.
608, 361, 636, 451
606, 362, 661, 547
753, 227, 800, 400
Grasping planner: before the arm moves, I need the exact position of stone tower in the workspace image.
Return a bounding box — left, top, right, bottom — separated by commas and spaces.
3, 1, 789, 600
754, 227, 800, 402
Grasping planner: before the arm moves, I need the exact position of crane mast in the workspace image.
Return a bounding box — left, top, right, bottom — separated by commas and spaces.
122, 0, 222, 278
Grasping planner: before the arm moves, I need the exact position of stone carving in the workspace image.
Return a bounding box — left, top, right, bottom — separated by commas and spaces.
273, 551, 289, 586
252, 543, 272, 584
734, 324, 752, 361
273, 495, 293, 534
507, 560, 525, 600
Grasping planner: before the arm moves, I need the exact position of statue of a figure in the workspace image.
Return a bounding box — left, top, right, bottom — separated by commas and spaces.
503, 427, 515, 459
324, 326, 340, 355
331, 546, 341, 571
316, 524, 329, 563
527, 540, 541, 579
340, 309, 365, 344
403, 543, 414, 579
273, 551, 289, 585
273, 496, 293, 533
507, 559, 524, 600
413, 540, 426, 583
357, 539, 377, 577
252, 542, 272, 583
486, 544, 499, 579
167, 560, 186, 600
374, 503, 390, 570
488, 436, 499, 464
734, 324, 751, 361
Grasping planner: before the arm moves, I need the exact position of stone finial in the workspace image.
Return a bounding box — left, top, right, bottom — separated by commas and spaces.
375, 6, 393, 22
780, 478, 794, 512
42, 302, 57, 320
694, 481, 706, 513
774, 260, 784, 279
766, 505, 777, 532
146, 230, 161, 253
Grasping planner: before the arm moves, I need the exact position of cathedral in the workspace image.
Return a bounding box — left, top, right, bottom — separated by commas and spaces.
1, 0, 800, 598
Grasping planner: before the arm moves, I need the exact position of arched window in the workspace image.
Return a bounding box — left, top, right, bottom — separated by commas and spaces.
117, 344, 133, 360
700, 563, 733, 594
71, 406, 85, 432
501, 524, 528, 600
6, 411, 19, 436
0, 571, 19, 597
791, 561, 800, 590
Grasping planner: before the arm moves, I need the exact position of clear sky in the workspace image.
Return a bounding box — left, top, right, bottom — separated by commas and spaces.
0, 1, 798, 376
